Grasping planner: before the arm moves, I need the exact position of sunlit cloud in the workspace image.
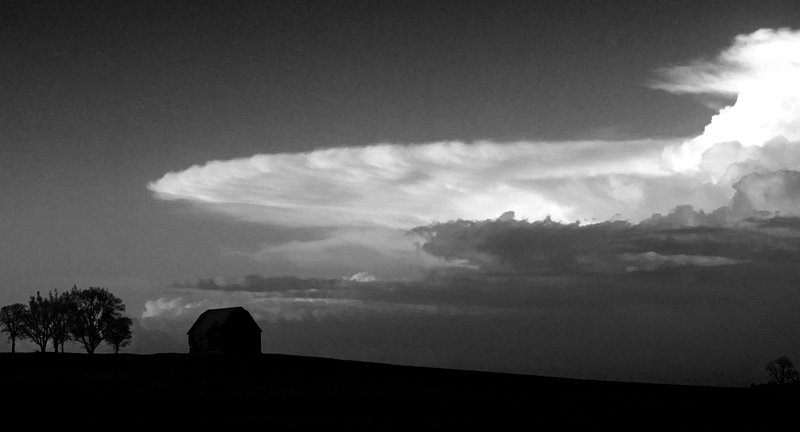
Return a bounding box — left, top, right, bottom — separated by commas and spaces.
653, 28, 800, 174
346, 272, 377, 282
142, 297, 211, 318
149, 139, 675, 228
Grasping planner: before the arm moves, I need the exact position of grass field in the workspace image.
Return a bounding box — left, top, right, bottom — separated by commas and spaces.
1, 353, 795, 429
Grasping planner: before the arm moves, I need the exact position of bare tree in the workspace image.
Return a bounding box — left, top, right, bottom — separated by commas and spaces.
69, 287, 126, 354
23, 292, 52, 352
765, 356, 799, 384
0, 303, 28, 353
49, 289, 75, 353
104, 315, 133, 354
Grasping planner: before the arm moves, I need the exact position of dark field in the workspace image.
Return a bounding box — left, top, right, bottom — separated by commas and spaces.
1, 353, 795, 429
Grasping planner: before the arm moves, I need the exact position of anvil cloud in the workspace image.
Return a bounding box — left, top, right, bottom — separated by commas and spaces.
150, 28, 800, 229
149, 139, 675, 227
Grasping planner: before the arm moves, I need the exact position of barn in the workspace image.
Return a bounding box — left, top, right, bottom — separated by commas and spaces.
187, 307, 262, 354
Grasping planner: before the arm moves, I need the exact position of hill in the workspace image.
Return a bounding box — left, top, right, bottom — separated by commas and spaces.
0, 353, 795, 429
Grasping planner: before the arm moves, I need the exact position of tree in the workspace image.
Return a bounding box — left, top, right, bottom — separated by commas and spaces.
0, 303, 28, 353
23, 292, 53, 352
765, 356, 799, 384
104, 315, 133, 354
69, 287, 126, 354
49, 289, 74, 353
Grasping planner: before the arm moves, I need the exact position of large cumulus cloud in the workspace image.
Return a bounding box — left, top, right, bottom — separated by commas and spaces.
653, 28, 800, 174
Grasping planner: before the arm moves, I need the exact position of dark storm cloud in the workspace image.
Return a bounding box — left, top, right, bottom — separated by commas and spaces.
414, 210, 800, 272
730, 169, 800, 216
412, 170, 800, 276
170, 275, 344, 293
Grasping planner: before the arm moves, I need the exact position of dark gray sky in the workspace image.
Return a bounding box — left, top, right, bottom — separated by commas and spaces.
3, 1, 800, 385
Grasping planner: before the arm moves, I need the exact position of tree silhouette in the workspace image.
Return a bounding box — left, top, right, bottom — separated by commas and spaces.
765, 356, 799, 384
104, 315, 133, 354
69, 287, 126, 354
23, 292, 53, 352
0, 303, 28, 353
49, 289, 74, 353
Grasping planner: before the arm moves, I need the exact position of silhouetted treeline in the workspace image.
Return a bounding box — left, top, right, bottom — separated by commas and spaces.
765, 356, 800, 385
0, 286, 132, 354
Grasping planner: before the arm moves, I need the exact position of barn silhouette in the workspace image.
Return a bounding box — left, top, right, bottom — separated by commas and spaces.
187, 306, 262, 354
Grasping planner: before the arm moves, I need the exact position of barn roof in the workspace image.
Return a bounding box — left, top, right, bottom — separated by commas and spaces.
187, 306, 262, 335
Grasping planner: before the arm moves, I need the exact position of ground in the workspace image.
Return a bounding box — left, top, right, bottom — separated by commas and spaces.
0, 353, 795, 429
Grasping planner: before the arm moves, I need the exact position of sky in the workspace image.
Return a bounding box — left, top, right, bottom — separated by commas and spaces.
3, 0, 800, 385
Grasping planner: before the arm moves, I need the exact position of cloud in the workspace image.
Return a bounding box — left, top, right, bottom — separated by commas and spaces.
412, 179, 800, 276
730, 170, 800, 217
149, 29, 800, 230
149, 31, 800, 234
141, 281, 486, 327
346, 272, 377, 282
141, 297, 210, 318
652, 28, 800, 173
170, 274, 339, 293
149, 139, 676, 228
240, 227, 466, 280
651, 28, 800, 96
617, 252, 743, 272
